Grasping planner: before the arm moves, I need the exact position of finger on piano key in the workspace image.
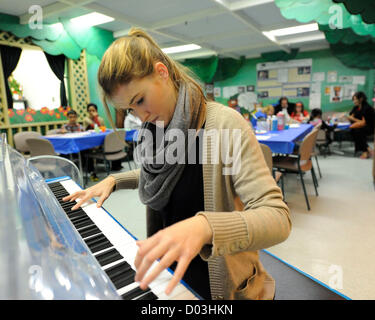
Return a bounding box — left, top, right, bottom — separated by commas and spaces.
165, 255, 190, 296
137, 248, 178, 289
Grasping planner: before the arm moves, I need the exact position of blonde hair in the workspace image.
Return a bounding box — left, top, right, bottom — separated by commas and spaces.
263, 105, 274, 115
98, 28, 206, 131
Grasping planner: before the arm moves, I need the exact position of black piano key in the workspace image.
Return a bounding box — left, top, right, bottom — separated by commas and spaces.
88, 240, 112, 254
95, 248, 123, 267
52, 190, 69, 196
85, 234, 112, 253
134, 291, 158, 300
78, 224, 102, 239
73, 216, 94, 229
67, 210, 86, 220
105, 261, 132, 279
69, 213, 89, 224
111, 270, 136, 290
122, 286, 151, 300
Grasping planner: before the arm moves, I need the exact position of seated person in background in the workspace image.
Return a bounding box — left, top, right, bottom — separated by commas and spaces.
124, 109, 142, 130
83, 103, 105, 130
291, 102, 309, 123
347, 91, 374, 159
273, 96, 295, 116
262, 105, 274, 117
60, 110, 83, 133
309, 108, 335, 145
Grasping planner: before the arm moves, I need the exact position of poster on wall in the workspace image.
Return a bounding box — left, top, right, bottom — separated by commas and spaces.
327, 71, 337, 82
330, 86, 343, 102
214, 87, 221, 98
343, 84, 357, 100
246, 85, 255, 92
324, 86, 331, 95
352, 76, 366, 85
309, 93, 321, 109
339, 76, 352, 83
205, 84, 214, 94
238, 86, 246, 93
256, 59, 312, 99
312, 72, 325, 82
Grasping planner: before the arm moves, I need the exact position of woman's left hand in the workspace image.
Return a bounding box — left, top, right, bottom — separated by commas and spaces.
134, 215, 212, 295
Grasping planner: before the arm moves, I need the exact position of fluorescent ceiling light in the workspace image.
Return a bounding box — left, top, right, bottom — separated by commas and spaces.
265, 23, 319, 37
70, 12, 114, 27
279, 33, 326, 45
49, 22, 63, 31
162, 44, 201, 54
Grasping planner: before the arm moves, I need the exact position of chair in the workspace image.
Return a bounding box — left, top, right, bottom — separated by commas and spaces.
27, 155, 83, 187
14, 131, 42, 154
46, 129, 60, 135
26, 138, 56, 157
311, 123, 323, 179
260, 143, 284, 199
273, 129, 320, 211
84, 131, 132, 186
315, 127, 330, 158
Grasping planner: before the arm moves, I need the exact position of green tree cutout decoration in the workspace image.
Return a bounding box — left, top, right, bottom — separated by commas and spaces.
8, 75, 23, 99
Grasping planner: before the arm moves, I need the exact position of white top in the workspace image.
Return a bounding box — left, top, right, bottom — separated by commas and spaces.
124, 113, 142, 130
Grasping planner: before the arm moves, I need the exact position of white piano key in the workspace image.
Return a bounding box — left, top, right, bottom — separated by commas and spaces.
116, 281, 140, 297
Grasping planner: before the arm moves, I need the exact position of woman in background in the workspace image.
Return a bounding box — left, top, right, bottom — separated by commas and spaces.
348, 92, 374, 159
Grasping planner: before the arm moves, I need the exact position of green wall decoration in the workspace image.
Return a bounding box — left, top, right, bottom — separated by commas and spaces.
181, 56, 218, 83
0, 13, 114, 60
333, 0, 375, 24
274, 0, 375, 38
319, 24, 375, 44
261, 48, 299, 62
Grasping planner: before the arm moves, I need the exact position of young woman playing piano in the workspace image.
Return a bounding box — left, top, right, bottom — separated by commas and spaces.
63, 29, 291, 300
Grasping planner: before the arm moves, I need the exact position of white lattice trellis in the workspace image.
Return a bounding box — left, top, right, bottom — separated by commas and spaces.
68, 49, 90, 121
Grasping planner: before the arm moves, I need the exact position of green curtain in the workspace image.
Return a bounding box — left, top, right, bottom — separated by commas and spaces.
274, 0, 375, 37
182, 56, 245, 83
333, 0, 375, 24
261, 48, 299, 61
329, 41, 375, 70
182, 56, 218, 83
212, 56, 245, 82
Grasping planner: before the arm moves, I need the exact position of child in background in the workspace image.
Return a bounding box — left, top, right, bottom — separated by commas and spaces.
291, 102, 309, 123
263, 105, 274, 117
309, 108, 336, 145
60, 110, 83, 133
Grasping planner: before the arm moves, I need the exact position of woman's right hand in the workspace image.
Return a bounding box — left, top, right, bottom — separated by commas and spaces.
62, 176, 116, 210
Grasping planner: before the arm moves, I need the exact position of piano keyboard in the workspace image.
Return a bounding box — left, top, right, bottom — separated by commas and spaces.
47, 178, 199, 300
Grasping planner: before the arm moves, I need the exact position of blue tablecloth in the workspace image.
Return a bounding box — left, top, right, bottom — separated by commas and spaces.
255, 124, 313, 154
44, 130, 139, 155
44, 131, 110, 154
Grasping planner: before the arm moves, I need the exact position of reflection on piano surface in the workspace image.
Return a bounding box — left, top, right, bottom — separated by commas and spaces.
0, 133, 199, 300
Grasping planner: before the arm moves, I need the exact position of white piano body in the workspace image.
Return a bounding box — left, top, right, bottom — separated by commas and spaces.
0, 133, 200, 300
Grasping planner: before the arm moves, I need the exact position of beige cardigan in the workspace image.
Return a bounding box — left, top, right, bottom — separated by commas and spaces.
110, 101, 291, 300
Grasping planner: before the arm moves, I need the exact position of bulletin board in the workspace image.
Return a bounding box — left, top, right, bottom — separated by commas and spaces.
256, 59, 312, 99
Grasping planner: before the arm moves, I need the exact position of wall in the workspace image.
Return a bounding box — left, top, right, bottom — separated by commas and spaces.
86, 52, 116, 128
213, 49, 374, 112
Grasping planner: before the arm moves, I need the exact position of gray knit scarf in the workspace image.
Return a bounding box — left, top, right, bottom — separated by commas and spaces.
136, 83, 202, 211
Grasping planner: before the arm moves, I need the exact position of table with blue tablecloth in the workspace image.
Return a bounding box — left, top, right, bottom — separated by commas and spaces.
44, 130, 139, 173
44, 129, 139, 155
255, 123, 314, 154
